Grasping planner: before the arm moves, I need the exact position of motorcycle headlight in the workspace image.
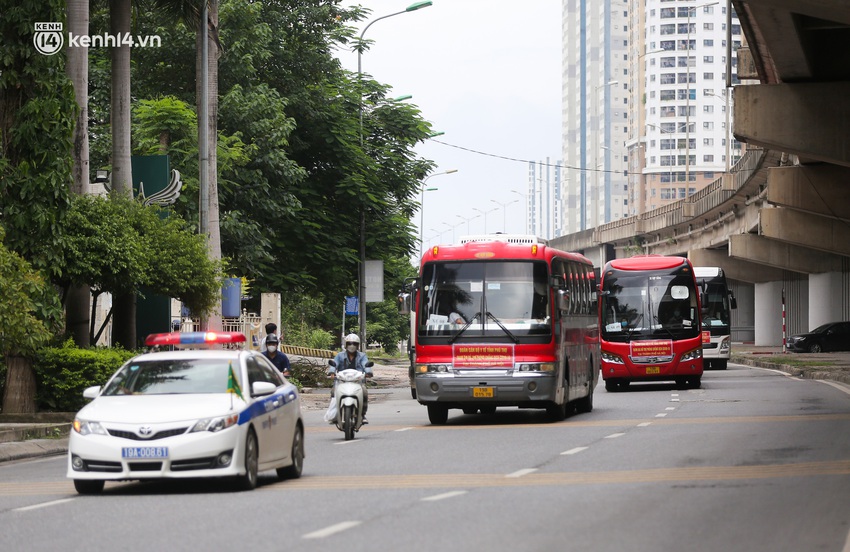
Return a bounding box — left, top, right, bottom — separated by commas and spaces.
601, 351, 625, 364
681, 348, 703, 362
73, 419, 107, 436
191, 414, 238, 433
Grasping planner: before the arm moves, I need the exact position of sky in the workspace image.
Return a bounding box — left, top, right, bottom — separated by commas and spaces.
336, 1, 563, 255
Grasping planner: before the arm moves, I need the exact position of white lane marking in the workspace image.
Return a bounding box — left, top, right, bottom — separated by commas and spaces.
670, 398, 680, 402
655, 413, 668, 418
637, 422, 652, 427
422, 490, 468, 502
753, 366, 805, 380
506, 468, 538, 478
394, 427, 413, 432
665, 407, 676, 411
14, 498, 74, 512
561, 446, 589, 456
604, 433, 626, 439
334, 439, 363, 445
819, 380, 850, 397
671, 393, 679, 397
303, 521, 362, 539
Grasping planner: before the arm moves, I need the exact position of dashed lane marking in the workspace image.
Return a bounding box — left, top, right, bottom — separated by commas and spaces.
561, 447, 589, 455
13, 498, 74, 512
302, 521, 361, 539
604, 433, 626, 439
505, 468, 538, 478
422, 490, 468, 502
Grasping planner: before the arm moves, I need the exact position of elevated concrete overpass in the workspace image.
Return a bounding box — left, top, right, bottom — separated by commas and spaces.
551, 0, 850, 346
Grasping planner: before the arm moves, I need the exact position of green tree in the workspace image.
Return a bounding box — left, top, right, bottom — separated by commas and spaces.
0, 225, 62, 413
58, 194, 223, 344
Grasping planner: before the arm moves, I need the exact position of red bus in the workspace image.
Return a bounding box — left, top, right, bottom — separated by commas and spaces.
598, 255, 703, 391
400, 235, 598, 424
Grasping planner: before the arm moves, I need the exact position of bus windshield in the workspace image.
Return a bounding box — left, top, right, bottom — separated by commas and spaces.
600, 267, 700, 343
418, 260, 551, 340
701, 281, 731, 331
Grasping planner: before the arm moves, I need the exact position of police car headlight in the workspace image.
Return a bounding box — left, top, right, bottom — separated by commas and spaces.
73, 419, 107, 436
601, 351, 625, 364
191, 414, 238, 433
517, 363, 555, 372
681, 348, 703, 362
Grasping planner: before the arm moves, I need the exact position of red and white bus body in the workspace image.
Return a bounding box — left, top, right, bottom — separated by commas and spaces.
693, 266, 737, 370
599, 255, 703, 391
409, 235, 598, 424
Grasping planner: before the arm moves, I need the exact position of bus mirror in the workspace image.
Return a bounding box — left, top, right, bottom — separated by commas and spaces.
398, 292, 412, 315
700, 292, 708, 312
730, 293, 737, 310
557, 289, 571, 312
550, 275, 565, 289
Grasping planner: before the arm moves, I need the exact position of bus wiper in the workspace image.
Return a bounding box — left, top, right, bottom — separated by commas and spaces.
448, 312, 481, 344
626, 314, 643, 340
653, 315, 677, 340
485, 312, 520, 344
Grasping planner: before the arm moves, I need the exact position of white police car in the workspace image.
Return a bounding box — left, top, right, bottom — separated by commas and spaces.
67, 332, 304, 494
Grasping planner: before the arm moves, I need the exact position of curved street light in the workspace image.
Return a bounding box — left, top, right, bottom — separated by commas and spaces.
490, 199, 518, 233
419, 168, 457, 257
472, 206, 499, 234
356, 0, 433, 351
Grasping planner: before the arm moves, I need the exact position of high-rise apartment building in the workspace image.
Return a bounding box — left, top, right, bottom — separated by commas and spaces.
629, 0, 743, 214
525, 158, 563, 239
563, 0, 744, 233
562, 0, 630, 233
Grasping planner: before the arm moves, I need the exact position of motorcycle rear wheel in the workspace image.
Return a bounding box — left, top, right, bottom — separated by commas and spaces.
343, 404, 355, 441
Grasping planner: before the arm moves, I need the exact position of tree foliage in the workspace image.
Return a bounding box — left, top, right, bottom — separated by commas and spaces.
0, 0, 76, 277
59, 194, 223, 317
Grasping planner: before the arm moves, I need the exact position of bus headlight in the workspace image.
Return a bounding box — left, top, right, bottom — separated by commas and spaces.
417, 364, 450, 373
601, 351, 625, 364
517, 363, 555, 372
719, 337, 730, 351
681, 348, 703, 362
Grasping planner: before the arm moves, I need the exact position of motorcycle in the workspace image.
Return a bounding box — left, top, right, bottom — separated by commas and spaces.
326, 360, 374, 440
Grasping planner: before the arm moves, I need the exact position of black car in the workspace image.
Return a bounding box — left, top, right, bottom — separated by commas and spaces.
786, 321, 850, 353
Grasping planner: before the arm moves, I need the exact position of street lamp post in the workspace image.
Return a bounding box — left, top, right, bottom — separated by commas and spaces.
490, 199, 518, 233
456, 213, 480, 234
510, 189, 528, 233
355, 0, 432, 351
418, 168, 457, 258
685, 2, 719, 186
472, 206, 498, 234
593, 80, 618, 228
443, 221, 464, 244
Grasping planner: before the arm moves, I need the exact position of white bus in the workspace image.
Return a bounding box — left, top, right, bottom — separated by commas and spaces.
693, 266, 737, 370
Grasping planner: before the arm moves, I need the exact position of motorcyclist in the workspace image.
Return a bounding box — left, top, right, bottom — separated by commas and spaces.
328, 333, 373, 423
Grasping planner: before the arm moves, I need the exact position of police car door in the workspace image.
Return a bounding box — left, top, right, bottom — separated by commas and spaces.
247, 356, 289, 464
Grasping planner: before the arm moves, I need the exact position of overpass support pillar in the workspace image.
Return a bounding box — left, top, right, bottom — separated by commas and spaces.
809, 272, 843, 331
754, 281, 784, 346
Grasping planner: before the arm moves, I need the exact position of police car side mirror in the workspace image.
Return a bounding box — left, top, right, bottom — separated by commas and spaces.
252, 381, 276, 397
83, 385, 101, 400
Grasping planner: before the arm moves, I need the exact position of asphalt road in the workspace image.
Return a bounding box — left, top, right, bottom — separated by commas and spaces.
2, 362, 850, 552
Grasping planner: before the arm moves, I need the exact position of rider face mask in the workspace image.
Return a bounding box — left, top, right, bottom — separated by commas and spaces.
346, 344, 358, 353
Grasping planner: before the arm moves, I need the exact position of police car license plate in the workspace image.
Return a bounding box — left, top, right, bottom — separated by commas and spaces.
645, 367, 661, 375
472, 387, 494, 398
122, 447, 168, 459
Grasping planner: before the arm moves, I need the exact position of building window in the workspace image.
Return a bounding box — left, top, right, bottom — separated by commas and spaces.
704, 72, 714, 80
660, 24, 675, 35
703, 121, 714, 130
703, 155, 714, 162
660, 73, 676, 84
704, 55, 714, 63
660, 40, 675, 51
660, 7, 675, 18
704, 22, 714, 30
704, 39, 714, 47
703, 138, 714, 146
703, 105, 714, 113
661, 56, 675, 68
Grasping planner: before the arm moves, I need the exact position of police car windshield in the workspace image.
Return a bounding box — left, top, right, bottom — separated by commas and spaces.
103, 359, 234, 395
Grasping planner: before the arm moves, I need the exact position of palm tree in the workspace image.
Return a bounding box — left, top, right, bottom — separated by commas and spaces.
110, 0, 137, 348
65, 0, 92, 347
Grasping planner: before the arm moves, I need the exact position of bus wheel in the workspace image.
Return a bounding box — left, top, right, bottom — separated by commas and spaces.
689, 376, 702, 389
675, 378, 689, 390
427, 405, 449, 425
546, 401, 567, 421
714, 360, 727, 370
605, 380, 619, 392
576, 384, 594, 413
410, 387, 417, 399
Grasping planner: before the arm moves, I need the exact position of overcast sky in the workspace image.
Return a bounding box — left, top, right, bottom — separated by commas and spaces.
336, 1, 563, 256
